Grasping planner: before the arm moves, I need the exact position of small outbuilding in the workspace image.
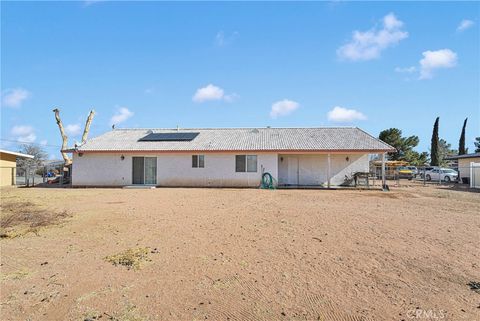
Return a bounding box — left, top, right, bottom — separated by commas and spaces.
66, 127, 394, 188
445, 152, 480, 186
0, 149, 34, 186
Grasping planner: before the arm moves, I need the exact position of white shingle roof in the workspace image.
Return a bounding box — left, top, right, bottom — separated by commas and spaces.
72, 127, 394, 152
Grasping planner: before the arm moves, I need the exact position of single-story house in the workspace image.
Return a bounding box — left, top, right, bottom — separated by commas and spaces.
445, 152, 480, 186
66, 127, 394, 188
0, 149, 34, 186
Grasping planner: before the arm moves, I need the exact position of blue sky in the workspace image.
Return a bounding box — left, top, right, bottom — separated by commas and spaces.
1, 1, 479, 159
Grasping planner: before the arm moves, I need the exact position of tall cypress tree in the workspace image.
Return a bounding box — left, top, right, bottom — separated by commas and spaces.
459, 118, 468, 155
430, 117, 440, 166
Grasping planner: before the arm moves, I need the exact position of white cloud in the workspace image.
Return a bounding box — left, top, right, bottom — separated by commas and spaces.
395, 66, 416, 73
270, 99, 300, 118
10, 125, 37, 143
327, 106, 367, 122
457, 19, 474, 32
215, 31, 239, 47
192, 84, 237, 103
193, 84, 224, 102
11, 125, 34, 136
65, 124, 82, 136
110, 107, 134, 125
40, 140, 48, 146
419, 49, 458, 79
337, 13, 408, 61
1, 88, 31, 108
383, 13, 403, 30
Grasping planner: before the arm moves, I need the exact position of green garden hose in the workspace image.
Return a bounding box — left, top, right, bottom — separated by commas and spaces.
260, 172, 275, 189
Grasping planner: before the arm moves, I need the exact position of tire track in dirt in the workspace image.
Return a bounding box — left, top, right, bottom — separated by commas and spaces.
195, 275, 371, 321
303, 291, 373, 321
201, 275, 271, 321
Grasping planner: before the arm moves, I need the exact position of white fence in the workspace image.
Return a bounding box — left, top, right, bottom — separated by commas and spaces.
470, 162, 480, 189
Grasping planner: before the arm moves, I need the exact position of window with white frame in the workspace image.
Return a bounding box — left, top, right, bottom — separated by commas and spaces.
235, 155, 257, 172
192, 155, 205, 168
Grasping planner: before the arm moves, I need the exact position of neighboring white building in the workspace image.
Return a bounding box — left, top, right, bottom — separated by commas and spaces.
445, 152, 480, 186
66, 127, 394, 188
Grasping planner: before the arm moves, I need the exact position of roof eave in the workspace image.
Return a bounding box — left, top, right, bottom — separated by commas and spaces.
68, 148, 395, 153
445, 153, 480, 160
0, 149, 35, 159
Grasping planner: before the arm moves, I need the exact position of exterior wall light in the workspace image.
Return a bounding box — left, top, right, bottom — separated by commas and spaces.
78, 153, 84, 157
346, 156, 350, 162
120, 155, 125, 161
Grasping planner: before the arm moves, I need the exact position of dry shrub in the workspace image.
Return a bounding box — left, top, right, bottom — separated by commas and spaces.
0, 201, 69, 238
105, 248, 151, 270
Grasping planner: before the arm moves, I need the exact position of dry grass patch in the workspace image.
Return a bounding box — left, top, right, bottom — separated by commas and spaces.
0, 201, 69, 238
105, 248, 152, 270
1, 268, 33, 281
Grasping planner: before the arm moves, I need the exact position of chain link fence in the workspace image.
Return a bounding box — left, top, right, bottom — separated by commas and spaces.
367, 163, 479, 188
5, 162, 71, 187
4, 162, 479, 189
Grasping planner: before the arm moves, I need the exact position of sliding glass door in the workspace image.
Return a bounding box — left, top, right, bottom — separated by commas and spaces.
132, 157, 144, 184
132, 157, 157, 185
144, 157, 157, 185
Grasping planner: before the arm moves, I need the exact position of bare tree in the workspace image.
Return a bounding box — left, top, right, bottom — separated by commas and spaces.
53, 108, 71, 165
53, 108, 95, 165
81, 109, 95, 144
16, 144, 47, 169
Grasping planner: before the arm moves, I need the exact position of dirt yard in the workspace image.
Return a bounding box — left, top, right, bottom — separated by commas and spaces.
1, 186, 479, 321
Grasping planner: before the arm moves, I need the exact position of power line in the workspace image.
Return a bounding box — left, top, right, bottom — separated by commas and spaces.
0, 138, 62, 148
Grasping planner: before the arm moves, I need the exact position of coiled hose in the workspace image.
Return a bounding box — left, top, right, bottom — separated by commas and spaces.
260, 172, 275, 189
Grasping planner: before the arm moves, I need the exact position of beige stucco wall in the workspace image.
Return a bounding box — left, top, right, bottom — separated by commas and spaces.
458, 157, 480, 180
72, 151, 370, 187
72, 152, 279, 187
277, 153, 369, 186
0, 152, 17, 186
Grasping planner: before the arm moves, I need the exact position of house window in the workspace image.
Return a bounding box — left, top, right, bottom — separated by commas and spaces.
235, 155, 257, 172
192, 155, 205, 168
247, 155, 257, 172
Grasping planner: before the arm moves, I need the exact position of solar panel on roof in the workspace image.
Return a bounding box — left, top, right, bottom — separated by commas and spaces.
138, 132, 199, 142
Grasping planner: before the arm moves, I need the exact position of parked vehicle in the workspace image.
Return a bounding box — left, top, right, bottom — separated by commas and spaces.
406, 166, 418, 177
46, 171, 56, 178
418, 166, 436, 178
425, 168, 458, 182
397, 166, 414, 180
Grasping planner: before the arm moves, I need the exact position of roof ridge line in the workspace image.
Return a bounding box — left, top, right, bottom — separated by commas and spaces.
112, 126, 358, 130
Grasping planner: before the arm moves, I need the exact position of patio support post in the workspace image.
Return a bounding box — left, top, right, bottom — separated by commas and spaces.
470, 162, 474, 188
327, 153, 331, 189
381, 153, 386, 190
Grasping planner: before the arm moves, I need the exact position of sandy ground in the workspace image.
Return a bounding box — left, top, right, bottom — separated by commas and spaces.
0, 186, 479, 321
